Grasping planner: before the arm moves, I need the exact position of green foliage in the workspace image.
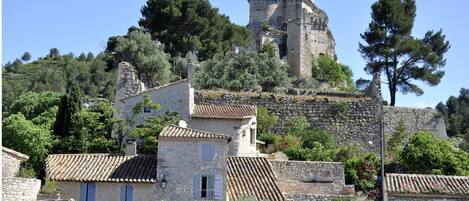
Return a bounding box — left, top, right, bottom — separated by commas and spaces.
332, 196, 357, 201
311, 55, 355, 92
328, 102, 349, 115
344, 154, 380, 192
2, 114, 52, 173
193, 49, 289, 91
285, 142, 336, 162
109, 29, 172, 88
399, 132, 469, 176
139, 0, 250, 61
286, 116, 310, 135
256, 107, 279, 135
48, 48, 60, 59
52, 82, 84, 141
300, 129, 336, 150
21, 52, 32, 62
260, 40, 277, 58
40, 179, 61, 195
18, 167, 37, 178
386, 121, 407, 161
359, 0, 450, 106
436, 88, 469, 151
130, 112, 180, 154
2, 50, 116, 111
7, 91, 61, 122
334, 143, 365, 162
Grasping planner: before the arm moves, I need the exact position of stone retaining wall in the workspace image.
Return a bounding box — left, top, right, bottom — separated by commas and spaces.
384, 106, 447, 139
195, 90, 382, 153
2, 177, 41, 201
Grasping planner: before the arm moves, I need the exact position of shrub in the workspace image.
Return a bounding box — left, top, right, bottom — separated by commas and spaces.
344, 154, 380, 192
257, 107, 279, 135
300, 129, 336, 149
285, 142, 336, 162
399, 132, 469, 176
40, 179, 61, 195
334, 143, 365, 162
18, 167, 37, 178
311, 55, 356, 92
286, 116, 310, 135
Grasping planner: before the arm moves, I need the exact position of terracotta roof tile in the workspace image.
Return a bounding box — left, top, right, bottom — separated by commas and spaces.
160, 125, 231, 141
386, 173, 469, 196
46, 154, 157, 183
227, 157, 285, 201
192, 104, 256, 119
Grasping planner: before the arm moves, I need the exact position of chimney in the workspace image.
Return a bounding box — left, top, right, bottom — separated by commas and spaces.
124, 139, 137, 156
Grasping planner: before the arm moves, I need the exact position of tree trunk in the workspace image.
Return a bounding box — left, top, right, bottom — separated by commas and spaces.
389, 85, 397, 106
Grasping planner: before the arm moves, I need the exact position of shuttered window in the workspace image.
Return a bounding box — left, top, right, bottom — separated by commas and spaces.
202, 144, 216, 161
79, 183, 96, 201
193, 174, 222, 200
120, 184, 133, 201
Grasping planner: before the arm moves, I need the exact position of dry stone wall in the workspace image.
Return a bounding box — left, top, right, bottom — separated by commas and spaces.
2, 151, 23, 177
384, 106, 447, 139
2, 177, 41, 201
195, 90, 382, 152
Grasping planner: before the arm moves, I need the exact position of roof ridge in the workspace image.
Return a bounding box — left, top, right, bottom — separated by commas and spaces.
160, 125, 232, 141
387, 173, 469, 179
2, 147, 29, 160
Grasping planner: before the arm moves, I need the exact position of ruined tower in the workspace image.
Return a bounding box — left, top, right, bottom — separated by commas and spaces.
248, 0, 336, 78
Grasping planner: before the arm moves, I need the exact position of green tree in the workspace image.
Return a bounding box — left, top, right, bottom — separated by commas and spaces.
344, 154, 380, 192
110, 29, 171, 88
52, 82, 83, 141
86, 52, 95, 62
48, 48, 60, 59
21, 52, 32, 62
359, 0, 450, 106
77, 53, 87, 61
311, 55, 355, 91
286, 116, 310, 135
2, 114, 52, 174
193, 49, 289, 91
257, 107, 279, 135
139, 0, 250, 60
8, 91, 62, 121
399, 132, 469, 176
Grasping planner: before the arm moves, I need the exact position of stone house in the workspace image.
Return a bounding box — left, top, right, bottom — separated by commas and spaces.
191, 104, 260, 157
46, 153, 158, 201
2, 147, 41, 201
386, 173, 469, 201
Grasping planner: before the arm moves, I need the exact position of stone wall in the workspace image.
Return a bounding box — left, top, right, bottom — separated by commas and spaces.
388, 195, 468, 201
2, 150, 24, 177
270, 160, 348, 195
2, 177, 41, 201
384, 106, 447, 139
156, 138, 229, 201
195, 90, 382, 152
285, 194, 356, 201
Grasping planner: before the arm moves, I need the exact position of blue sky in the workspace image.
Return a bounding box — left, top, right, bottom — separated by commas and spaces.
3, 0, 468, 108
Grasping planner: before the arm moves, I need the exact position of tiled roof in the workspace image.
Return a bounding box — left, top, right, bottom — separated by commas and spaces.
386, 173, 469, 196
159, 125, 232, 141
227, 157, 285, 201
192, 104, 256, 119
2, 147, 29, 160
46, 154, 157, 183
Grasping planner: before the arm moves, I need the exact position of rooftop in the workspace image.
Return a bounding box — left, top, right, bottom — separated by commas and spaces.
192, 104, 257, 119
2, 147, 29, 160
159, 125, 232, 141
386, 173, 469, 196
46, 154, 158, 183
227, 157, 285, 201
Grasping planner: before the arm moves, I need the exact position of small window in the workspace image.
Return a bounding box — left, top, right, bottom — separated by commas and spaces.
201, 176, 214, 199
202, 144, 216, 161
143, 106, 151, 113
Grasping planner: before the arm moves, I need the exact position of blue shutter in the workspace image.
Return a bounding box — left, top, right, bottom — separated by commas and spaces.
120, 185, 126, 201
80, 183, 87, 201
126, 185, 133, 201
214, 175, 222, 200
203, 144, 216, 161
193, 175, 201, 199
87, 183, 96, 201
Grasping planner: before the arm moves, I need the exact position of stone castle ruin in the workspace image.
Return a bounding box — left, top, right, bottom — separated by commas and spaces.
248, 0, 336, 78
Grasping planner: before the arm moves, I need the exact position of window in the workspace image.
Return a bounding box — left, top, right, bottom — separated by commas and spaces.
201, 176, 214, 199
120, 184, 133, 201
193, 175, 222, 200
143, 106, 151, 113
80, 183, 96, 201
250, 128, 256, 145
202, 144, 216, 161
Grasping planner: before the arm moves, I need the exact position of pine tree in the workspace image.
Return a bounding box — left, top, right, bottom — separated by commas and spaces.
359, 0, 450, 106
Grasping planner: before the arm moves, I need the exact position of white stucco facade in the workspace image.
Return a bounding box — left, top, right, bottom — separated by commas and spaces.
191, 117, 258, 157
57, 181, 156, 201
